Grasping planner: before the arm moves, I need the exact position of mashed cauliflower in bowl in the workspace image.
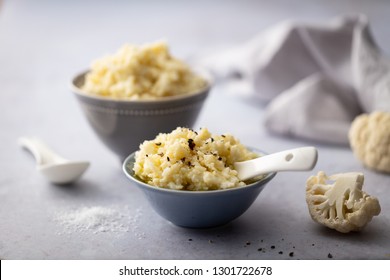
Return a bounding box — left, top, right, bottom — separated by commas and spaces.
122, 127, 276, 228
79, 41, 207, 100
71, 42, 211, 160
133, 127, 260, 191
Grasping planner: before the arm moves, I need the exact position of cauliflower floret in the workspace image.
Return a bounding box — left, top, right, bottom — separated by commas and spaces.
349, 111, 390, 173
306, 171, 381, 233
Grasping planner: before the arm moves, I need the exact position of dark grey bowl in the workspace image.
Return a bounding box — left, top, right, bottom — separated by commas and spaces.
71, 71, 211, 161
122, 150, 276, 228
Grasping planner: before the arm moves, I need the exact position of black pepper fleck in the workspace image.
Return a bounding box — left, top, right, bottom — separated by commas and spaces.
257, 248, 263, 251
278, 251, 283, 255
155, 142, 161, 146
188, 139, 195, 150
218, 157, 222, 161
188, 238, 192, 241
271, 245, 275, 249
328, 253, 333, 259
211, 138, 214, 142
167, 157, 170, 161
289, 252, 294, 257
209, 240, 214, 244
246, 242, 251, 246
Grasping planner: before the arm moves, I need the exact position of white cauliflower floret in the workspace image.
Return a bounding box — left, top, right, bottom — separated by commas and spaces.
306, 171, 381, 233
349, 111, 390, 173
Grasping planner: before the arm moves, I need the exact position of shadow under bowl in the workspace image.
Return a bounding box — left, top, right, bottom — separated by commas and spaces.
71, 70, 211, 161
122, 151, 276, 228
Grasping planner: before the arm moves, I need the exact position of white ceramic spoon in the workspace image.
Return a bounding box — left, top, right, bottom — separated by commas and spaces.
234, 146, 318, 181
19, 137, 90, 185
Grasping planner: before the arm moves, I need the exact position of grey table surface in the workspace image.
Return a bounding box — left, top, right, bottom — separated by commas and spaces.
1, 0, 389, 260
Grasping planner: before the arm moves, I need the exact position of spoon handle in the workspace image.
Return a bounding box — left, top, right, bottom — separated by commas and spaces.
18, 137, 65, 166
234, 146, 318, 181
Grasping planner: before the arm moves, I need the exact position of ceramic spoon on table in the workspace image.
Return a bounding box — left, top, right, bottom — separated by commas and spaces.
18, 137, 90, 185
234, 146, 318, 181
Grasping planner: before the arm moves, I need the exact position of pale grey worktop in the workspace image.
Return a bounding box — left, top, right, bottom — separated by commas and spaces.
0, 0, 389, 260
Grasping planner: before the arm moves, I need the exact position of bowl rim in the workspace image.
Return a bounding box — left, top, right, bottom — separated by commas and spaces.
122, 148, 277, 195
70, 69, 213, 104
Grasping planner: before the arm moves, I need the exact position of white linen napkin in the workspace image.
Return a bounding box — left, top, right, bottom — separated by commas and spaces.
195, 14, 390, 145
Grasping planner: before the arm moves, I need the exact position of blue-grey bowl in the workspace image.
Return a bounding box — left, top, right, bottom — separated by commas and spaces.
71, 70, 211, 161
122, 150, 276, 228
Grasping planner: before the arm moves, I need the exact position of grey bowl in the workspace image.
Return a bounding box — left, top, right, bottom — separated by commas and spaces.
122, 150, 276, 228
71, 71, 211, 161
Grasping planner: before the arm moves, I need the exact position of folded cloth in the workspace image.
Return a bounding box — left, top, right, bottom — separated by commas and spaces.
195, 14, 390, 145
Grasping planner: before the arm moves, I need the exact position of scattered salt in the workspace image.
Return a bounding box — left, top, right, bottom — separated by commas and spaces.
54, 205, 147, 238
129, 208, 145, 239
55, 206, 129, 234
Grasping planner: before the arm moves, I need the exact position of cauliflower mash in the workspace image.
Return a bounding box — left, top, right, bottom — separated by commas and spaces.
82, 41, 207, 99
133, 127, 258, 191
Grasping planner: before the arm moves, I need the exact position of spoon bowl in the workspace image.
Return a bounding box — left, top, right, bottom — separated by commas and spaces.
122, 146, 317, 228
19, 137, 90, 185
123, 148, 276, 228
